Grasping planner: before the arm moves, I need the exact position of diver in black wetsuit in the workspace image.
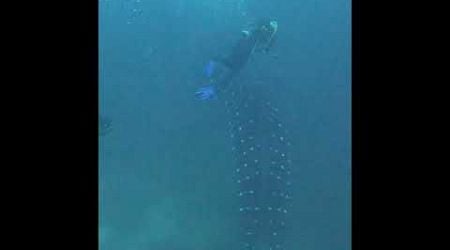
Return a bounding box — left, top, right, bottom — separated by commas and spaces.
195, 18, 278, 100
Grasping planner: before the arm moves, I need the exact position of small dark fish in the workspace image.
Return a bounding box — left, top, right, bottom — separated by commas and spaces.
99, 116, 112, 136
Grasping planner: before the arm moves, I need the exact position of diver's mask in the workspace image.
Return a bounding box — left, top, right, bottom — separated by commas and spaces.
255, 20, 277, 51
258, 20, 277, 40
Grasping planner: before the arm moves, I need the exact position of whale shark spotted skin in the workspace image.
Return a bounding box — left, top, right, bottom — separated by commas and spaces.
222, 81, 293, 250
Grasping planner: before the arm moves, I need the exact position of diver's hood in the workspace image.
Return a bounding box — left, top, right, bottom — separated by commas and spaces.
264, 20, 278, 43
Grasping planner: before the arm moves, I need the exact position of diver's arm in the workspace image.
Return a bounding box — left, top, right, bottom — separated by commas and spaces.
194, 59, 235, 101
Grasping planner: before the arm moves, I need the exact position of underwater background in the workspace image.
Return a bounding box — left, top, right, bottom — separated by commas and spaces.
99, 0, 351, 249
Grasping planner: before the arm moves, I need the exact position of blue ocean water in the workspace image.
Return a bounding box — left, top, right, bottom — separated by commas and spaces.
99, 0, 351, 249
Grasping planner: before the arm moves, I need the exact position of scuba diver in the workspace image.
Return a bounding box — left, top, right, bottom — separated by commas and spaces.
195, 18, 278, 100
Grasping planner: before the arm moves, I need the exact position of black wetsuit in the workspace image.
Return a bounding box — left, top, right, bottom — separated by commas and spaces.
222, 31, 261, 72
213, 22, 276, 92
